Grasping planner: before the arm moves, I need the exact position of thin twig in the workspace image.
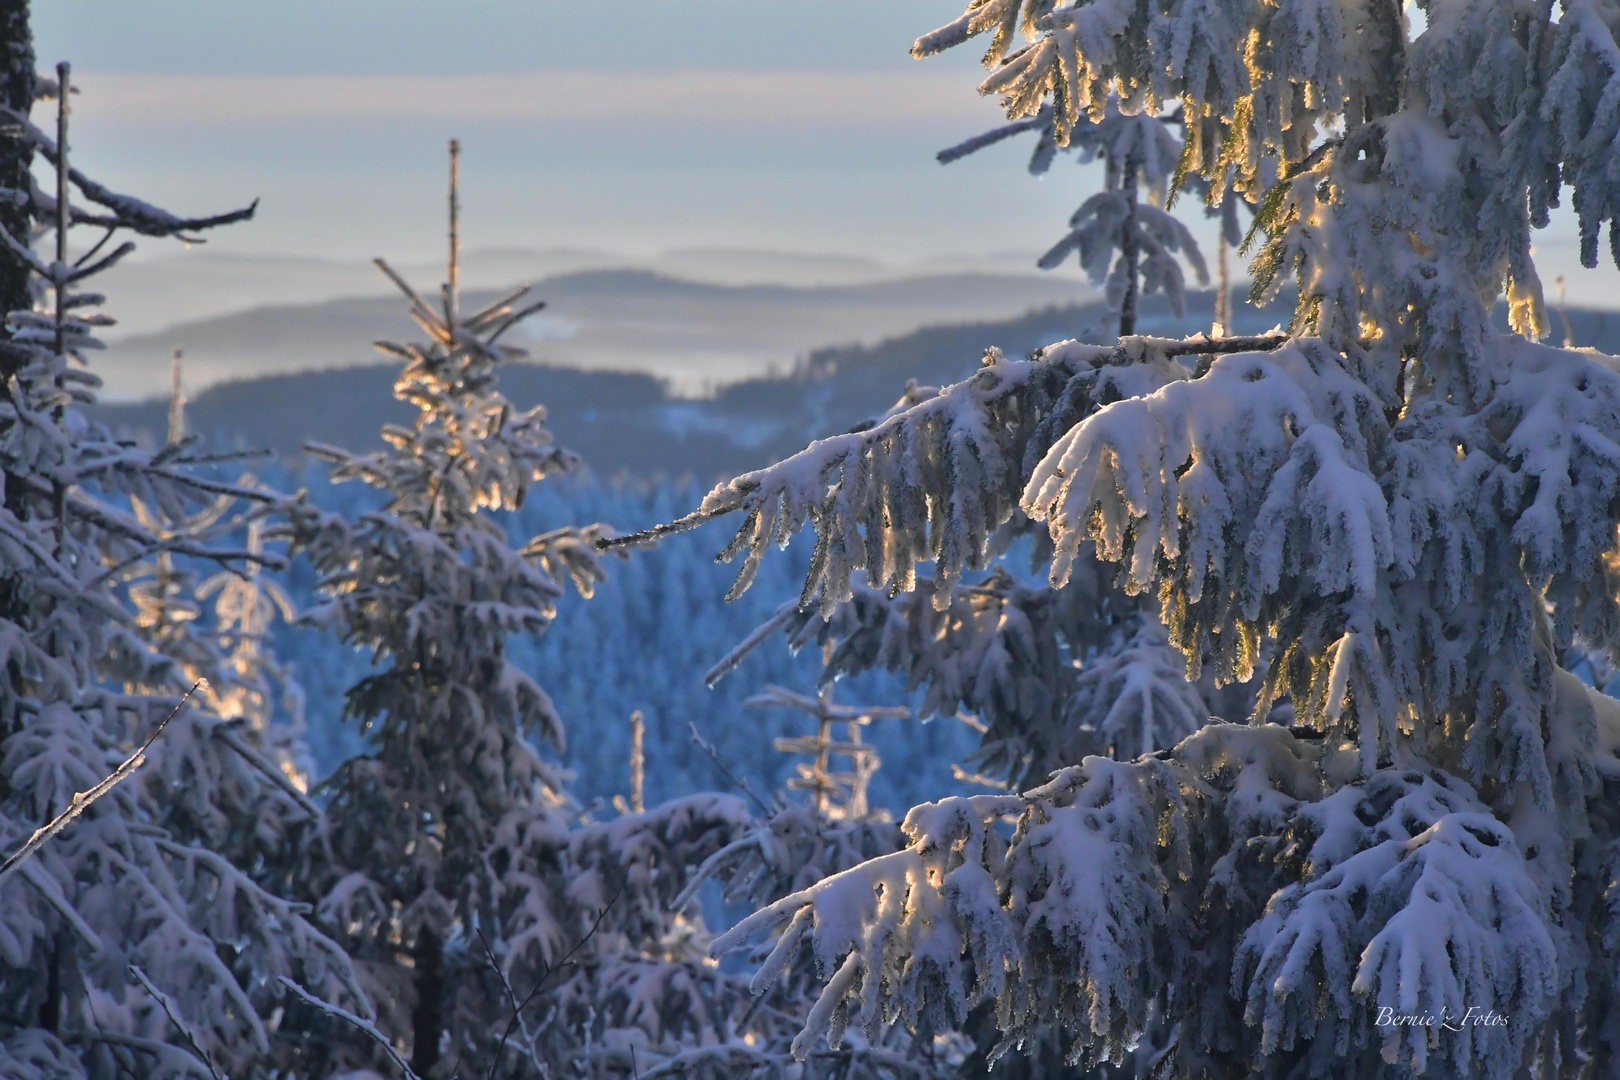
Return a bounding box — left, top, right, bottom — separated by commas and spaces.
72, 223, 117, 268
128, 964, 222, 1080
474, 928, 547, 1078
278, 977, 421, 1080
688, 723, 771, 816
486, 884, 626, 1080
373, 257, 444, 335
475, 927, 524, 1027
63, 239, 136, 284
484, 299, 548, 347
0, 680, 206, 887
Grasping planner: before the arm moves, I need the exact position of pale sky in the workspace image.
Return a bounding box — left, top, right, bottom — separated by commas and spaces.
36, 2, 1070, 270
33, 1, 1620, 307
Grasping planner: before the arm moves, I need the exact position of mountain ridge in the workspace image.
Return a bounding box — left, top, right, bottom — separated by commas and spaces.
94, 266, 1100, 400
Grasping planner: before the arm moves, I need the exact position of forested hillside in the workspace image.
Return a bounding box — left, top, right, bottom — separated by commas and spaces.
98, 291, 1620, 480
87, 267, 1094, 400
264, 462, 981, 814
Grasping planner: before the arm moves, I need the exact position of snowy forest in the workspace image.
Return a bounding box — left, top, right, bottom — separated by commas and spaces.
9, 0, 1620, 1077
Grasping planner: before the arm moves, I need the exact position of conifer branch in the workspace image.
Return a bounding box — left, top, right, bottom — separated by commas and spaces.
703, 600, 798, 686
596, 503, 736, 550
0, 106, 257, 239
1141, 331, 1288, 355
211, 723, 321, 817
602, 331, 1289, 556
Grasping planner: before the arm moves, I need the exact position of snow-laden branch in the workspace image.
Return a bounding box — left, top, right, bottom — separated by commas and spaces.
0, 680, 204, 888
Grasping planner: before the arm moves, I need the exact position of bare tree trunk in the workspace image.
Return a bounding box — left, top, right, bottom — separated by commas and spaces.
411, 927, 444, 1076
1117, 177, 1140, 338
39, 935, 59, 1031
629, 709, 645, 813
0, 0, 29, 639
0, 0, 29, 383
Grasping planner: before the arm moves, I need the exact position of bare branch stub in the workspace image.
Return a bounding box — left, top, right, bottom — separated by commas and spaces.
447, 138, 460, 330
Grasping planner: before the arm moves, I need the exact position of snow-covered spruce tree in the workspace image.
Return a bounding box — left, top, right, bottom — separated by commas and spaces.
606, 1, 1620, 1075
454, 695, 935, 1078
941, 96, 1207, 336
684, 380, 1232, 1080
501, 792, 763, 1079
686, 387, 1231, 1076
280, 141, 616, 1077
0, 65, 366, 1080
118, 350, 317, 873
155, 352, 314, 798
476, 648, 950, 1077
113, 349, 329, 1017
123, 352, 223, 696
572, 716, 954, 1079
700, 379, 1238, 796
485, 780, 948, 1080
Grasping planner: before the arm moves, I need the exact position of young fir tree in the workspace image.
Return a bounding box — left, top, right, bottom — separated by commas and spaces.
591, 710, 954, 1080
461, 706, 934, 1078
0, 65, 365, 1080
492, 778, 941, 1080
478, 663, 948, 1077
282, 141, 616, 1077
941, 97, 1208, 336
609, 1, 1620, 1076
